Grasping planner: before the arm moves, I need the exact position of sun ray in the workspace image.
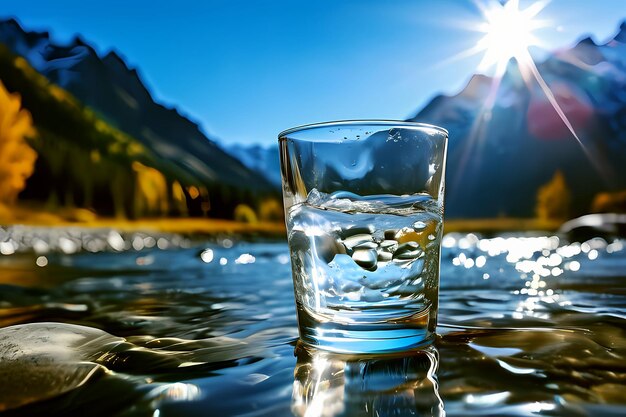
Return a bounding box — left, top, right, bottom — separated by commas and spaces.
442, 0, 613, 185
451, 58, 508, 193
518, 51, 585, 147
517, 49, 612, 182
432, 43, 490, 70
520, 0, 550, 19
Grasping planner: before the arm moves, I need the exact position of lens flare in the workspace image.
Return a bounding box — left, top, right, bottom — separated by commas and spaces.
441, 0, 611, 188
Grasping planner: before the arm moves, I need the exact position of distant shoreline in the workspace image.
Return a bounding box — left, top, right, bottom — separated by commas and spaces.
0, 205, 287, 237
0, 216, 287, 238
444, 218, 561, 234
1, 205, 563, 237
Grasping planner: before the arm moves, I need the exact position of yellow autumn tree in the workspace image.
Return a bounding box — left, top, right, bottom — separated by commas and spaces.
0, 80, 37, 204
132, 161, 168, 217
536, 170, 571, 221
258, 198, 283, 222
234, 204, 258, 223
591, 190, 626, 213
171, 180, 188, 216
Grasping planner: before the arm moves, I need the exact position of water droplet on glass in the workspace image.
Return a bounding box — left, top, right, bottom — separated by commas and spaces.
413, 221, 427, 230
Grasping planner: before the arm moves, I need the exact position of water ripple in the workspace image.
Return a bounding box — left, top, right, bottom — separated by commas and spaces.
0, 233, 624, 416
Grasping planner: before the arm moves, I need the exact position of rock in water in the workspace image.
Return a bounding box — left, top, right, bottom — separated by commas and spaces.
352, 249, 378, 270
342, 234, 374, 250
0, 322, 124, 411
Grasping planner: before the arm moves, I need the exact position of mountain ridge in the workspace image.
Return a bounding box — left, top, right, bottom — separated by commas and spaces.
4, 16, 626, 219
0, 18, 275, 196
415, 20, 626, 117
232, 22, 626, 219
409, 22, 626, 218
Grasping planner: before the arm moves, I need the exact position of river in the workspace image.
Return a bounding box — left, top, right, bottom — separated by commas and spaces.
0, 227, 624, 416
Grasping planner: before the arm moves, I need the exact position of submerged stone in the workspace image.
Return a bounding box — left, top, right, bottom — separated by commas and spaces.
340, 225, 375, 237
342, 234, 374, 250
384, 229, 398, 240
313, 234, 344, 263
354, 241, 378, 250
394, 242, 422, 260
351, 249, 378, 270
377, 251, 393, 262
379, 240, 398, 250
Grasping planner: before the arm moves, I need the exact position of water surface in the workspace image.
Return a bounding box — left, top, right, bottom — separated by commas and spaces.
0, 228, 624, 416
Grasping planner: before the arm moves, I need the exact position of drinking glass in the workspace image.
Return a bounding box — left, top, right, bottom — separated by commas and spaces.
279, 120, 448, 353
292, 342, 444, 417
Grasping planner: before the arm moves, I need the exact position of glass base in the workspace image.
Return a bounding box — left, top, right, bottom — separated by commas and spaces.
297, 309, 436, 354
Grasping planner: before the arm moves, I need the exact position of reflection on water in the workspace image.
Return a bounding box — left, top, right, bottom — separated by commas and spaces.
0, 226, 624, 416
292, 342, 443, 417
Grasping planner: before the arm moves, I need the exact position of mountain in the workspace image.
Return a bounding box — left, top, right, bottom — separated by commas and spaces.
409, 22, 626, 218
0, 18, 277, 216
0, 42, 179, 218
226, 143, 281, 187
219, 23, 626, 220
4, 17, 626, 220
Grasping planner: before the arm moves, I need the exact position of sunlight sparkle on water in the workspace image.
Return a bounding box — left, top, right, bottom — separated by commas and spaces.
568, 260, 580, 271
444, 232, 619, 320
235, 253, 256, 264
35, 256, 48, 267
465, 391, 511, 406
200, 249, 214, 263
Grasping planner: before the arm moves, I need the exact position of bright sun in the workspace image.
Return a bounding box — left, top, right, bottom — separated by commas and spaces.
476, 0, 547, 71
445, 0, 606, 186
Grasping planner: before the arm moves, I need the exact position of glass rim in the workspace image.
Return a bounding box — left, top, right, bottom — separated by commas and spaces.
278, 119, 448, 140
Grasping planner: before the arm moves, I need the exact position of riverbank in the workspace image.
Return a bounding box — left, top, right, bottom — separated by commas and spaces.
0, 204, 286, 237
444, 217, 562, 234
0, 206, 562, 237
0, 204, 563, 237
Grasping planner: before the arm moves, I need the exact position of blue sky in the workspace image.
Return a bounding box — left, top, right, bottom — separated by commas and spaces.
3, 0, 625, 146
